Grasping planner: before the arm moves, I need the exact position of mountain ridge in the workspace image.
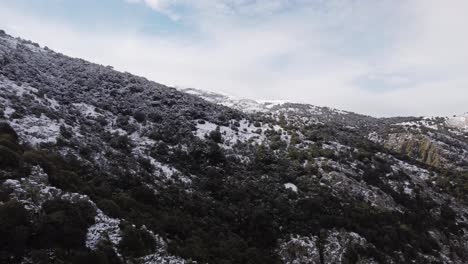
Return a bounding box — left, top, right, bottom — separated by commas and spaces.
1, 30, 468, 264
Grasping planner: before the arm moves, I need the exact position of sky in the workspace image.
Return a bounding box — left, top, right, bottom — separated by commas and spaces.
0, 0, 467, 117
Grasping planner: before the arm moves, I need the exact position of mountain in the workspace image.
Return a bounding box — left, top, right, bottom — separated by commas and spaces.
1, 30, 468, 264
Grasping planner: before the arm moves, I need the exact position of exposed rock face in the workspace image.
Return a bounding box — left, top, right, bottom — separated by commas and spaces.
1, 31, 468, 264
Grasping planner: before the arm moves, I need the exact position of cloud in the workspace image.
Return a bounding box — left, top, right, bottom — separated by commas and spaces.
125, 0, 294, 19
0, 0, 467, 117
125, 0, 181, 20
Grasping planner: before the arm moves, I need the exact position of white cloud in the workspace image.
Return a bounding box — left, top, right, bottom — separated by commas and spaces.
0, 0, 467, 117
125, 0, 294, 18
125, 0, 181, 20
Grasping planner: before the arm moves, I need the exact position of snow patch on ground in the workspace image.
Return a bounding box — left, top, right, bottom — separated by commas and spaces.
0, 78, 38, 96
86, 209, 122, 253
3, 106, 15, 118
150, 158, 177, 178
2, 166, 88, 212
446, 114, 468, 132
395, 119, 439, 130
9, 114, 61, 145
181, 88, 287, 113
368, 131, 383, 144
73, 103, 101, 118
323, 231, 368, 263
195, 119, 284, 147
284, 183, 298, 192
0, 34, 19, 48
46, 96, 60, 110
279, 235, 320, 264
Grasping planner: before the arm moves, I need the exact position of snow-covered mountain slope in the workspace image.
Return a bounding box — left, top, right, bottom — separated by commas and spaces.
1, 30, 468, 264
447, 113, 468, 132
184, 87, 468, 171
181, 87, 357, 120
181, 87, 288, 113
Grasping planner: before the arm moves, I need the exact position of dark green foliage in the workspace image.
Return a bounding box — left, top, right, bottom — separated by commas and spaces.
109, 134, 133, 153
49, 170, 84, 192
133, 111, 146, 123
209, 127, 223, 143
33, 199, 96, 250
22, 150, 55, 175
71, 250, 110, 264
0, 122, 18, 142
118, 224, 156, 258
0, 201, 30, 261
97, 199, 122, 218
0, 145, 22, 169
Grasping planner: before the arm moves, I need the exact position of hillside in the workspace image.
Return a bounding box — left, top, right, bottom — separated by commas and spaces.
1, 30, 468, 264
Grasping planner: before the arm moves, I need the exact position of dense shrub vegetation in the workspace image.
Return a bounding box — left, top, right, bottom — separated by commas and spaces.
1, 31, 468, 263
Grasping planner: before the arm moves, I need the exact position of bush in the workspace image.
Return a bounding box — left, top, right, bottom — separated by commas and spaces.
133, 111, 146, 123
22, 150, 55, 175
71, 250, 110, 264
0, 134, 22, 152
0, 201, 30, 260
33, 199, 96, 250
0, 123, 18, 142
48, 170, 84, 193
97, 199, 122, 218
109, 135, 133, 153
118, 225, 156, 258
209, 127, 223, 143
0, 145, 22, 169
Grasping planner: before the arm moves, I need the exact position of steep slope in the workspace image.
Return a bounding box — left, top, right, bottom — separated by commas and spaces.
184, 87, 468, 172
1, 30, 468, 264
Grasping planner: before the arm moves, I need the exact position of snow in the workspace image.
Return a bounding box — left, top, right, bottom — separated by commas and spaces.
139, 254, 187, 264
195, 119, 265, 147
150, 158, 178, 178
9, 114, 61, 145
2, 163, 183, 261
446, 114, 468, 132
46, 97, 60, 110
136, 228, 188, 264
86, 209, 122, 252
2, 166, 123, 256
3, 106, 15, 118
403, 186, 413, 195
3, 167, 88, 212
279, 231, 371, 264
368, 131, 383, 144
284, 183, 298, 192
0, 35, 19, 50
322, 141, 354, 155
0, 78, 38, 96
394, 120, 439, 130
181, 88, 287, 113
279, 235, 320, 264
73, 103, 101, 118
24, 43, 43, 53
194, 119, 285, 148
323, 230, 367, 263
